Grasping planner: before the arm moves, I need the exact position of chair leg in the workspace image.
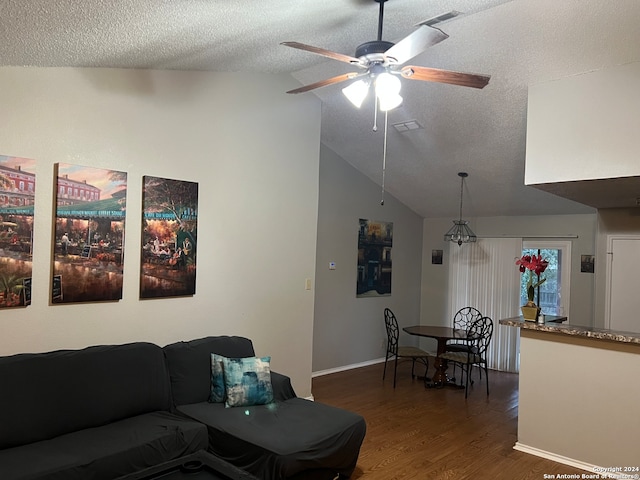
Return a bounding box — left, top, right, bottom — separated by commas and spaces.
484, 364, 490, 396
393, 356, 399, 388
464, 363, 470, 399
411, 358, 416, 378
382, 352, 389, 381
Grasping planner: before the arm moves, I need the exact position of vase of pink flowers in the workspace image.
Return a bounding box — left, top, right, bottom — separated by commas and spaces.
516, 254, 549, 320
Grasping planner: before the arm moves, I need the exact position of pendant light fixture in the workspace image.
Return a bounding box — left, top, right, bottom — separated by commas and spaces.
444, 172, 477, 246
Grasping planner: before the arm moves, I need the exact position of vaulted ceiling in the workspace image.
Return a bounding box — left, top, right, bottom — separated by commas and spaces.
2, 0, 639, 218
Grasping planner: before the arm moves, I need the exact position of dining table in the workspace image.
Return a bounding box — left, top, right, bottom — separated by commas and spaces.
403, 325, 471, 387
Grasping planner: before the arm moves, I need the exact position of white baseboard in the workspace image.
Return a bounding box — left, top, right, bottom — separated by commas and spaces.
311, 357, 385, 378
513, 442, 622, 478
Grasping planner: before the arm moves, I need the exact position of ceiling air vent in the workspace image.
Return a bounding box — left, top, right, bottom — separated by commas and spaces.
392, 120, 423, 133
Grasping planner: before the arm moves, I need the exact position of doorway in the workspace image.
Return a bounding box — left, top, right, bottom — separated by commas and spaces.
605, 236, 640, 333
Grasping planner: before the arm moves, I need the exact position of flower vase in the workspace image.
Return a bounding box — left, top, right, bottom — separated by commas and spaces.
521, 302, 541, 321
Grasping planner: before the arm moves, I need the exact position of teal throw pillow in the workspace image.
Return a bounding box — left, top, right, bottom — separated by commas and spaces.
222, 356, 274, 408
209, 353, 227, 403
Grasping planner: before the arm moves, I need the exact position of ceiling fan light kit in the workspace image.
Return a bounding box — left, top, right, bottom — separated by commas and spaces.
444, 172, 477, 246
342, 78, 370, 108
375, 72, 402, 111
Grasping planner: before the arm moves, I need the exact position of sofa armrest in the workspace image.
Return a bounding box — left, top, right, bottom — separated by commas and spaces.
270, 371, 297, 401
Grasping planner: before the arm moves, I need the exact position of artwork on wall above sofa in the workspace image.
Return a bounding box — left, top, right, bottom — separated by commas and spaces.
140, 176, 198, 299
0, 155, 36, 308
357, 218, 393, 298
52, 163, 127, 304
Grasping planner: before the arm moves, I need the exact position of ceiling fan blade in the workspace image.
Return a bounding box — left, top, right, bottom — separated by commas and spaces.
400, 65, 490, 89
385, 26, 449, 65
281, 41, 361, 65
286, 72, 361, 94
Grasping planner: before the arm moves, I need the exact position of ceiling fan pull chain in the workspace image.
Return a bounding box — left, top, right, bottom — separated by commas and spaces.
372, 96, 379, 132
381, 110, 388, 206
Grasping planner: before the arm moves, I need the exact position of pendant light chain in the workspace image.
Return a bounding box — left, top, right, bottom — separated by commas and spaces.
458, 173, 464, 221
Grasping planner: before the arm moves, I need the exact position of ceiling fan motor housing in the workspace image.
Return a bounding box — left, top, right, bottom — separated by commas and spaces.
355, 40, 394, 59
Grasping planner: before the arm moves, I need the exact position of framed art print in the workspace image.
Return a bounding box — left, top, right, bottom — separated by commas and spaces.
140, 176, 198, 299
0, 155, 36, 308
52, 163, 127, 304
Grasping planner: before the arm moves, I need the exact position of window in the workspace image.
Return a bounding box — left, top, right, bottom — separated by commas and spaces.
521, 241, 571, 317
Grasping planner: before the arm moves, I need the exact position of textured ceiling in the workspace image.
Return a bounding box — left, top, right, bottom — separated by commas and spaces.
2, 0, 640, 218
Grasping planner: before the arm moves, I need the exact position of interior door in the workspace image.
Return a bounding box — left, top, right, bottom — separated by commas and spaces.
608, 237, 640, 333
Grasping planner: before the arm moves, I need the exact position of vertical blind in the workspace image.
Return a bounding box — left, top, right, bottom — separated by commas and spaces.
448, 238, 522, 373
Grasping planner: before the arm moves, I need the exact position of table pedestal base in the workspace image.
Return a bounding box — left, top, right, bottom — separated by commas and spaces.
425, 357, 464, 389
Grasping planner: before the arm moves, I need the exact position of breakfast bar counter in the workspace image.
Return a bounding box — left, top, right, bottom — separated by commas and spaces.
500, 315, 640, 345
501, 316, 640, 472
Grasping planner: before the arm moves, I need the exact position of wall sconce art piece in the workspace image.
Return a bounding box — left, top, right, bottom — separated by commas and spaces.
140, 176, 198, 299
357, 218, 392, 298
52, 163, 127, 304
0, 155, 36, 308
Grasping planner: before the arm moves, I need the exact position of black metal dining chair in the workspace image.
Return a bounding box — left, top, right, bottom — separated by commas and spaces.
383, 308, 433, 388
445, 307, 482, 382
439, 316, 494, 398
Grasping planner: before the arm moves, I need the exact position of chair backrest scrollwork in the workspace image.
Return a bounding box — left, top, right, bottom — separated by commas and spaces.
467, 316, 494, 358
453, 306, 482, 331
383, 308, 399, 355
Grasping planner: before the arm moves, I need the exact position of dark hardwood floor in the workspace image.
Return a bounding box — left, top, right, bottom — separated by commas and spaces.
312, 361, 586, 480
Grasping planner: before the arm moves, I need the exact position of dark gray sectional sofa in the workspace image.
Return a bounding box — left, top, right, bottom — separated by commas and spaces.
164, 336, 367, 480
0, 336, 366, 480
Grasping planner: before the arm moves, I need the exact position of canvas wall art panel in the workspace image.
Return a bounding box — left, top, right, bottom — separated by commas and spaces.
52, 163, 127, 304
140, 176, 198, 299
0, 155, 36, 308
357, 218, 392, 297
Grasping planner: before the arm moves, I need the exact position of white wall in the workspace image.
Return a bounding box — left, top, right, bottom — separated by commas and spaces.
312, 144, 424, 374
0, 67, 321, 398
525, 62, 640, 185
421, 213, 597, 329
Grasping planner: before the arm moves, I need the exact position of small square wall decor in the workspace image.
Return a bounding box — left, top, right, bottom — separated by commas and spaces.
580, 254, 595, 273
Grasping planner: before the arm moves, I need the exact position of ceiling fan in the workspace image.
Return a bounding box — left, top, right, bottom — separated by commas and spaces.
281, 0, 490, 111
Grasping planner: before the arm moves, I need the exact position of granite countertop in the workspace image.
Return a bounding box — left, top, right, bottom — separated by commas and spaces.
499, 316, 640, 346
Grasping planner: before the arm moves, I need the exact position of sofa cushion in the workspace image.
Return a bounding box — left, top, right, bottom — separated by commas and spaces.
209, 353, 227, 403
222, 356, 274, 408
177, 398, 366, 480
163, 336, 255, 406
0, 342, 172, 449
0, 411, 208, 480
